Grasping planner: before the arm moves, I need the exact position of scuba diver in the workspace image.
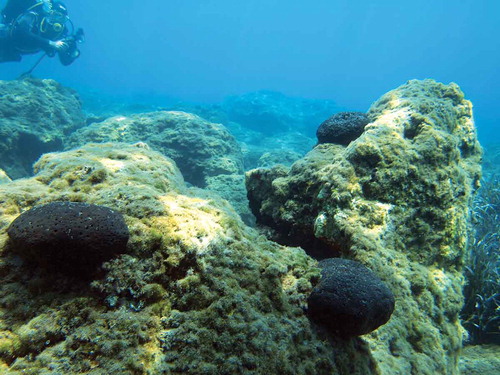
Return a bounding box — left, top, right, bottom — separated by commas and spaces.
0, 0, 84, 66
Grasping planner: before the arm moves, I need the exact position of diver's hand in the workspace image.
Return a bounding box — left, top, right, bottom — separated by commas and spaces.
49, 40, 68, 50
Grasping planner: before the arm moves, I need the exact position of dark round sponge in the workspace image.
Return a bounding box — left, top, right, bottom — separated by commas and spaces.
316, 112, 369, 145
7, 202, 129, 278
307, 258, 395, 337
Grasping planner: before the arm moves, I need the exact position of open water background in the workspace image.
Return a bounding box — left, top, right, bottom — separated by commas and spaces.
0, 0, 498, 144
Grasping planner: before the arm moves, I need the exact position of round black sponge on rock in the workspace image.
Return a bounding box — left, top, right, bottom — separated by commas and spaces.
7, 201, 129, 279
316, 112, 369, 145
307, 258, 395, 337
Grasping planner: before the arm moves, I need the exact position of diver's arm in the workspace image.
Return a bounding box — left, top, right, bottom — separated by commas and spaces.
13, 12, 55, 51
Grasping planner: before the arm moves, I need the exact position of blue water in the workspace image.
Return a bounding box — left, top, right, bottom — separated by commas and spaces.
1, 0, 498, 144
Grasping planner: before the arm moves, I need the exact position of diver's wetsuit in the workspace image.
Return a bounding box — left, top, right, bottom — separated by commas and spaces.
13, 10, 66, 53
1, 0, 36, 23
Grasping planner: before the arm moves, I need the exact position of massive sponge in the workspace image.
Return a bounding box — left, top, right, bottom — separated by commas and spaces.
7, 201, 129, 278
316, 112, 370, 145
307, 258, 395, 337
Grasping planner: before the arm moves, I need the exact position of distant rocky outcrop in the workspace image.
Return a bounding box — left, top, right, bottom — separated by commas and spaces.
66, 111, 244, 188
0, 78, 85, 178
246, 79, 482, 374
222, 90, 340, 135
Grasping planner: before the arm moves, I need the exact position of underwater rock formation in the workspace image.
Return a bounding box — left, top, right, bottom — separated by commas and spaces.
204, 174, 256, 226
222, 90, 340, 135
0, 142, 382, 374
0, 169, 11, 184
247, 79, 482, 374
7, 202, 129, 279
459, 344, 500, 375
66, 111, 244, 188
0, 78, 85, 178
316, 111, 370, 145
307, 258, 395, 337
240, 131, 315, 170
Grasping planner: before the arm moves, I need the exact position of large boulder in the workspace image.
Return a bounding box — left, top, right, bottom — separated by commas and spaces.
246, 79, 482, 374
66, 111, 244, 187
0, 78, 85, 178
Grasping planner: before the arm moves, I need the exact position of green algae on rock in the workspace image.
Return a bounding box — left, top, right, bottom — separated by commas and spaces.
0, 169, 11, 185
0, 78, 85, 179
246, 79, 482, 374
0, 142, 370, 374
66, 111, 244, 187
459, 345, 500, 375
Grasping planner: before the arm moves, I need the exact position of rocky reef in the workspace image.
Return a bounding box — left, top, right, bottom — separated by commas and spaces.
0, 78, 85, 179
0, 142, 372, 374
247, 79, 482, 374
221, 90, 340, 135
0, 78, 487, 374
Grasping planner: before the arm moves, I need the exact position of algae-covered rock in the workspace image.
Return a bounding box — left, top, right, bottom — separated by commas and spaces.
0, 142, 380, 374
459, 345, 500, 375
247, 79, 482, 374
204, 174, 255, 226
0, 78, 85, 179
66, 111, 244, 187
0, 169, 11, 185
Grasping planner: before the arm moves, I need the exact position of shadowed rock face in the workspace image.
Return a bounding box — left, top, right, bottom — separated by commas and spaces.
0, 78, 85, 178
7, 202, 129, 279
307, 258, 395, 337
247, 79, 482, 374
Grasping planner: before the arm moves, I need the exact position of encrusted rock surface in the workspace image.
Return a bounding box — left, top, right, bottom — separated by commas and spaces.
0, 142, 382, 375
247, 79, 482, 374
0, 78, 85, 178
66, 111, 244, 187
0, 169, 11, 185
204, 174, 255, 226
459, 345, 500, 375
